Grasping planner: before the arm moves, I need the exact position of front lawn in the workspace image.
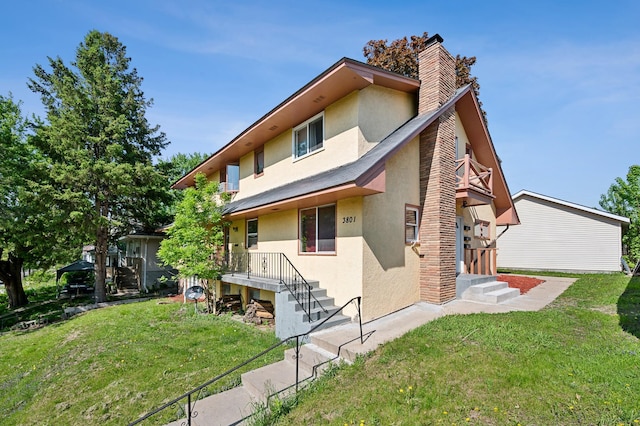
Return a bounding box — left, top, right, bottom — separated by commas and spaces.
0, 299, 282, 425
273, 274, 640, 425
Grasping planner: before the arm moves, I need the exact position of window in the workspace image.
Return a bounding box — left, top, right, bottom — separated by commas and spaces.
254, 147, 264, 176
249, 288, 261, 302
222, 283, 231, 295
405, 205, 420, 243
247, 218, 258, 249
220, 164, 239, 192
300, 204, 336, 253
294, 113, 324, 158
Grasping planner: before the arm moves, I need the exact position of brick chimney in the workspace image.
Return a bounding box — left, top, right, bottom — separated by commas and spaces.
418, 34, 456, 114
417, 34, 457, 304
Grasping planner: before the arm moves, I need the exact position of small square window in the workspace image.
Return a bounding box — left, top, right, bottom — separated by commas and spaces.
249, 288, 261, 302
405, 206, 419, 243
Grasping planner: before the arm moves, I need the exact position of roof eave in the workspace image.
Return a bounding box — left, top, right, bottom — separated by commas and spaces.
172, 58, 419, 190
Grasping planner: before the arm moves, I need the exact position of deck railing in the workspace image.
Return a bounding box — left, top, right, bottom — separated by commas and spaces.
226, 252, 327, 321
464, 247, 497, 275
455, 154, 493, 197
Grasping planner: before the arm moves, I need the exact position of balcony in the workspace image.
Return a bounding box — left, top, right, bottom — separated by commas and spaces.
219, 181, 239, 194
455, 154, 495, 206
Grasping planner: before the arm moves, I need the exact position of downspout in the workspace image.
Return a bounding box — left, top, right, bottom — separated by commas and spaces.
495, 224, 510, 240
142, 237, 149, 293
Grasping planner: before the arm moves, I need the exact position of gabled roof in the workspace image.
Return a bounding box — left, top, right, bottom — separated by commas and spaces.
513, 190, 630, 223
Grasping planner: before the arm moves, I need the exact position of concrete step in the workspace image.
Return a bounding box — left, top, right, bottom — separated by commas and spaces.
240, 359, 313, 405
293, 295, 335, 312
461, 281, 520, 303
287, 287, 327, 302
481, 287, 521, 303
166, 386, 256, 426
463, 281, 509, 295
283, 343, 339, 376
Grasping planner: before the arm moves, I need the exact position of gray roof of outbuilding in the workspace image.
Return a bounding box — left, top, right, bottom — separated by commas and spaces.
223, 86, 470, 215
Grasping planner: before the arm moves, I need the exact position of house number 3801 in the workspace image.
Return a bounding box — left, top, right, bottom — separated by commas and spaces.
342, 216, 356, 223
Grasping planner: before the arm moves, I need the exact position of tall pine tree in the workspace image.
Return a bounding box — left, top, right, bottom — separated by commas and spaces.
29, 30, 169, 302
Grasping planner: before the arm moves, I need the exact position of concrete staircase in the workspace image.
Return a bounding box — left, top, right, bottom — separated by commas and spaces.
275, 280, 350, 339
165, 333, 344, 426
115, 266, 140, 294
458, 274, 520, 303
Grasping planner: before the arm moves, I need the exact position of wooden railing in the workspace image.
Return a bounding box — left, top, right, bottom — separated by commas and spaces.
455, 154, 493, 197
464, 247, 497, 275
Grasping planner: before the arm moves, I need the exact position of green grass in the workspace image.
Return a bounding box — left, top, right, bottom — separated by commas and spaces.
271, 274, 640, 425
0, 299, 282, 425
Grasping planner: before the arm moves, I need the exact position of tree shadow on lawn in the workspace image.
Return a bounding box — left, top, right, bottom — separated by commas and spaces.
617, 276, 640, 338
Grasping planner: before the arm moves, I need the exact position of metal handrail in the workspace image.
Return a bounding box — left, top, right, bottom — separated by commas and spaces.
129, 296, 362, 425
227, 252, 327, 321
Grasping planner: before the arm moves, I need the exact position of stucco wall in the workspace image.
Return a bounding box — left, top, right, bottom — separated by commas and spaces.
361, 137, 421, 321
227, 201, 364, 318
233, 86, 414, 201
497, 196, 623, 272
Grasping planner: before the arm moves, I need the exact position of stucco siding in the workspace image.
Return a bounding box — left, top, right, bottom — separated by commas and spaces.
358, 85, 416, 156
497, 196, 623, 272
362, 137, 421, 320
234, 86, 414, 201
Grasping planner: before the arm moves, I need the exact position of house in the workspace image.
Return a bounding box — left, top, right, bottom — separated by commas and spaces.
174, 34, 519, 338
497, 190, 629, 273
117, 231, 177, 292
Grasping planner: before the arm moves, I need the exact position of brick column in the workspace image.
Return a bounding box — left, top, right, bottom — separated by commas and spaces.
419, 110, 457, 303
417, 34, 457, 304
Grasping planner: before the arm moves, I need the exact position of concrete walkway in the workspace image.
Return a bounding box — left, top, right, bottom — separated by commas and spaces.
164, 276, 575, 426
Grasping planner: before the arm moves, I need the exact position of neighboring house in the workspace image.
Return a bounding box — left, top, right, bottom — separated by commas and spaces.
81, 244, 118, 280
497, 190, 629, 273
118, 231, 177, 292
174, 34, 519, 338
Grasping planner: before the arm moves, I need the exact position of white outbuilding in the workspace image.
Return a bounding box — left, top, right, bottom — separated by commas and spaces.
497, 190, 629, 273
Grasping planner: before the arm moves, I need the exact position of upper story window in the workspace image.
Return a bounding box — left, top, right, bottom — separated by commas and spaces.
293, 113, 324, 159
220, 164, 239, 193
254, 147, 264, 176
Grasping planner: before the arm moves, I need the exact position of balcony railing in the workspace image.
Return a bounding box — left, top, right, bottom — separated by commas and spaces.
464, 247, 497, 275
226, 252, 326, 321
455, 154, 493, 198
219, 181, 239, 193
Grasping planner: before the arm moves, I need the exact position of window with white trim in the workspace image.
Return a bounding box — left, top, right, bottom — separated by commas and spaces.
300, 204, 336, 253
405, 205, 419, 243
247, 218, 258, 249
293, 113, 324, 158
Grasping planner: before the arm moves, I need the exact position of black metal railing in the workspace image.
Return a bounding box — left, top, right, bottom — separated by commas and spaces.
129, 296, 363, 426
226, 252, 327, 321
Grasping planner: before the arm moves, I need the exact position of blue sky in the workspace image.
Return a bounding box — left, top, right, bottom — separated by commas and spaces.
2, 0, 639, 209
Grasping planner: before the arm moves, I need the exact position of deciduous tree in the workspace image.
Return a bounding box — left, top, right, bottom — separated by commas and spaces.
600, 165, 640, 265
363, 32, 485, 121
29, 30, 169, 302
157, 173, 228, 309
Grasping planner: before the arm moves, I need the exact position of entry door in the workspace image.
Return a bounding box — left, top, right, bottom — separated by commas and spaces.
456, 216, 464, 274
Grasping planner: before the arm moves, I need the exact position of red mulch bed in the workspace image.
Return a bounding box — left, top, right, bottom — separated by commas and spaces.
497, 274, 545, 294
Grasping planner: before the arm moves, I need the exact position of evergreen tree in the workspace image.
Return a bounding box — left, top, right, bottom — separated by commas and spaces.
29, 30, 169, 302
